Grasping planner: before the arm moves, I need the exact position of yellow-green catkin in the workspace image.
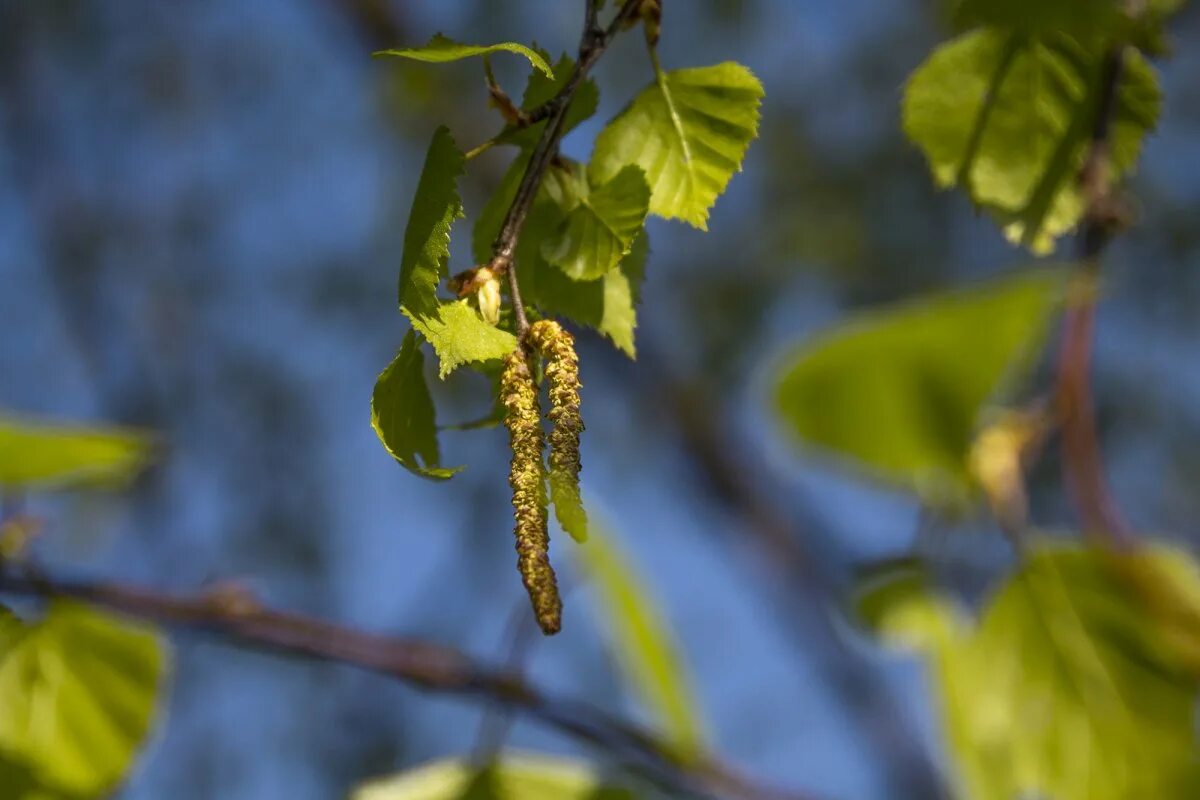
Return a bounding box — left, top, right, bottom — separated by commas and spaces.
528, 320, 587, 542
500, 348, 562, 635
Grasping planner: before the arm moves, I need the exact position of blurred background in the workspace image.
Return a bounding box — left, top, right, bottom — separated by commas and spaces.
2, 1, 1200, 798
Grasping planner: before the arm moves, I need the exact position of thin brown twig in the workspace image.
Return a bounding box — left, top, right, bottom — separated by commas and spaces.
490, 0, 643, 339
0, 566, 815, 800
1055, 45, 1135, 550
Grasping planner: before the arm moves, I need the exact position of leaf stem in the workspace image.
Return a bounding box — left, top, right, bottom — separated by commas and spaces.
464, 136, 498, 161
490, 0, 644, 340
1055, 45, 1134, 550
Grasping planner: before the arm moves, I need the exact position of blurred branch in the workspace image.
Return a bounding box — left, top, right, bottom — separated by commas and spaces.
1055, 45, 1135, 549
641, 356, 950, 800
0, 565, 814, 800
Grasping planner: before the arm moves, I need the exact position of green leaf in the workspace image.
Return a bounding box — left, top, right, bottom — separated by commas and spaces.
590, 62, 763, 230
954, 0, 1185, 53
374, 34, 553, 79
495, 54, 600, 150
400, 126, 517, 376
902, 29, 1161, 253
371, 331, 462, 480
773, 271, 1065, 507
854, 559, 966, 653
410, 302, 518, 378
541, 164, 650, 281
352, 753, 644, 800
473, 157, 647, 358
0, 414, 153, 491
864, 542, 1200, 800
397, 125, 463, 318
575, 522, 707, 761
0, 602, 166, 798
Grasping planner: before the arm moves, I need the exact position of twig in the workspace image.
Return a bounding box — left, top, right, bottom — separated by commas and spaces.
1055, 46, 1135, 550
0, 566, 815, 800
489, 0, 644, 339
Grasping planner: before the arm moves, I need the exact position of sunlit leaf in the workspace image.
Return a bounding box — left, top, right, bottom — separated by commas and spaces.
773, 271, 1065, 507
0, 602, 166, 798
375, 34, 553, 78
0, 414, 153, 491
400, 126, 517, 376
862, 542, 1200, 800
474, 157, 647, 358
575, 522, 707, 761
590, 62, 763, 230
541, 164, 650, 281
371, 331, 462, 480
352, 753, 644, 800
903, 29, 1160, 252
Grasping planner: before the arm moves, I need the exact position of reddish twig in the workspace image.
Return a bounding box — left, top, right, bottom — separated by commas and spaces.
1054, 46, 1135, 550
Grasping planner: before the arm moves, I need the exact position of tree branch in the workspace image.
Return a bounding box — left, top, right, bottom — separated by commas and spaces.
1055, 45, 1135, 549
0, 565, 814, 800
490, 0, 643, 339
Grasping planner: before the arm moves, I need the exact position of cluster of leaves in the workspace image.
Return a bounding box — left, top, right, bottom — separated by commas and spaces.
0, 415, 165, 800
769, 2, 1199, 798
370, 32, 764, 483
365, 17, 742, 792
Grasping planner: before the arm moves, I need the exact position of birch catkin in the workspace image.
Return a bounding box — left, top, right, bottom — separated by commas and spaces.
500, 348, 561, 635
528, 320, 587, 542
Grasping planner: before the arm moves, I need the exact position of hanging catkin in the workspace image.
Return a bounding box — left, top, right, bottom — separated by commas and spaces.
500, 348, 562, 635
528, 320, 587, 542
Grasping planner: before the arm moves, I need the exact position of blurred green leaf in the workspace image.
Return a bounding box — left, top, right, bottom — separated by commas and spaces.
0, 414, 153, 491
954, 0, 1185, 52
0, 602, 166, 799
371, 331, 462, 480
903, 29, 1160, 252
474, 157, 647, 358
400, 126, 516, 377
863, 542, 1200, 800
854, 558, 966, 653
542, 164, 650, 281
590, 63, 763, 230
496, 54, 600, 150
351, 753, 643, 800
575, 522, 707, 761
375, 34, 553, 78
773, 271, 1065, 507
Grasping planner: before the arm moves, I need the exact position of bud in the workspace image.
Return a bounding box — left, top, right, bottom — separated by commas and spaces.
528, 320, 587, 542
968, 406, 1048, 537
477, 275, 502, 326
501, 349, 562, 634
